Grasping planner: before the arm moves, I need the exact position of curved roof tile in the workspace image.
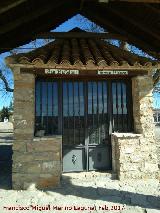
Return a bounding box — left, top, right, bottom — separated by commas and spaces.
6, 33, 159, 69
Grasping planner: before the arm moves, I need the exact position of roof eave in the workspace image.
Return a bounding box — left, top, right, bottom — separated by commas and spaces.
7, 63, 160, 71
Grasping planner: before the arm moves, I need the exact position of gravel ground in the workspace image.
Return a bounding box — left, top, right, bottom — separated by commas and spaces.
0, 172, 159, 213
0, 124, 159, 213
155, 126, 160, 140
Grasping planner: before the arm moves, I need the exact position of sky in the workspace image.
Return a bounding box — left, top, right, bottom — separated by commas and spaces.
0, 14, 160, 110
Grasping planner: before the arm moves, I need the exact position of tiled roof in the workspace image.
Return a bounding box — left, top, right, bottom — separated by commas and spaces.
6, 33, 158, 69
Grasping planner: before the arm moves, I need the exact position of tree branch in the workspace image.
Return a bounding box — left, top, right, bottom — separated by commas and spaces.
0, 69, 14, 92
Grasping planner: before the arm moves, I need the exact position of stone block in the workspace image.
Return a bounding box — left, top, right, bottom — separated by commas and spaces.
14, 133, 34, 140
26, 141, 61, 152
41, 161, 61, 174
144, 163, 158, 172
34, 152, 54, 161
120, 163, 139, 172
37, 175, 60, 189
129, 155, 142, 163
121, 147, 135, 154
12, 152, 33, 162
26, 162, 41, 174
13, 162, 41, 174
12, 142, 26, 152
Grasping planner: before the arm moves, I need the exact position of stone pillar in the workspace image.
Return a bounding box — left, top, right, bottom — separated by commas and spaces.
111, 75, 159, 180
12, 67, 62, 189
132, 75, 155, 138
132, 75, 159, 179
112, 133, 158, 180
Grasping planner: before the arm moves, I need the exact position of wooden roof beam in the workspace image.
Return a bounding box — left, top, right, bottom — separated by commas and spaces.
107, 7, 160, 41
109, 0, 160, 2
81, 6, 158, 57
0, 0, 65, 36
0, 0, 28, 15
35, 31, 127, 40
145, 4, 160, 14
83, 0, 160, 3
0, 2, 78, 53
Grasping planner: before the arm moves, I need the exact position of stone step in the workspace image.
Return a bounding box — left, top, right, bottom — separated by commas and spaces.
61, 171, 117, 183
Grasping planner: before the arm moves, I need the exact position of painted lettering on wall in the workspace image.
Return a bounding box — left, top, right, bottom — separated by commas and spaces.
97, 70, 128, 75
45, 69, 79, 75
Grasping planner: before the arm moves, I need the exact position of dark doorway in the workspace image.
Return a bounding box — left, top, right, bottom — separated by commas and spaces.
35, 78, 133, 172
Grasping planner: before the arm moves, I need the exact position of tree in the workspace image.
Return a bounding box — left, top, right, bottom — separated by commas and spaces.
0, 106, 10, 122
0, 14, 160, 102
8, 101, 14, 112
0, 69, 14, 92
0, 61, 14, 110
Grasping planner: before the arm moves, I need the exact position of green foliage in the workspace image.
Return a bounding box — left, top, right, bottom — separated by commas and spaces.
0, 106, 11, 122
8, 101, 13, 111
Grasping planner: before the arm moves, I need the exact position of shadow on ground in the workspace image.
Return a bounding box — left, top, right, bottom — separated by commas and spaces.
0, 144, 159, 211
45, 175, 160, 210
0, 145, 12, 189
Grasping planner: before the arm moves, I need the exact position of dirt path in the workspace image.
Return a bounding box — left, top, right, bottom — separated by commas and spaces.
0, 172, 159, 213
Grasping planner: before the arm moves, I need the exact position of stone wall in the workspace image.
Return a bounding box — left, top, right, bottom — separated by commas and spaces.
12, 136, 62, 189
12, 68, 159, 188
155, 126, 160, 168
12, 67, 62, 189
112, 133, 158, 180
111, 75, 159, 180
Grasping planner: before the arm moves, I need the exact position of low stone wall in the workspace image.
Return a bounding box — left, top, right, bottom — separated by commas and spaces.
112, 133, 159, 180
12, 136, 62, 189
155, 125, 160, 167
0, 122, 13, 133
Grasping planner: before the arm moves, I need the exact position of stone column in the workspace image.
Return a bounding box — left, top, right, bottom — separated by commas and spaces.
13, 67, 35, 140
12, 67, 62, 189
111, 75, 159, 180
131, 75, 159, 179
12, 67, 35, 189
132, 75, 155, 138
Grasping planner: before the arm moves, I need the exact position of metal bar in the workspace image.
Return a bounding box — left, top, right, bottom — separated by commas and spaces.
121, 82, 124, 131
35, 81, 37, 134
51, 82, 54, 134
84, 81, 89, 171
116, 82, 119, 131
62, 81, 65, 145
108, 80, 113, 166
123, 83, 127, 132
130, 80, 134, 131
108, 81, 113, 135
91, 82, 94, 144
67, 82, 70, 144
101, 81, 105, 142
46, 82, 48, 134
126, 81, 130, 132
73, 81, 75, 144
58, 81, 62, 134
40, 81, 43, 127
127, 80, 134, 131
105, 81, 109, 140
78, 82, 81, 145
97, 82, 100, 144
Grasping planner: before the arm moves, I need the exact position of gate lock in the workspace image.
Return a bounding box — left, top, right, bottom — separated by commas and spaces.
72, 155, 77, 164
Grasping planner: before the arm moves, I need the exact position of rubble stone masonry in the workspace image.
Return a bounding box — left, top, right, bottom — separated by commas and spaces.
12, 68, 159, 189
112, 75, 159, 180
12, 67, 62, 189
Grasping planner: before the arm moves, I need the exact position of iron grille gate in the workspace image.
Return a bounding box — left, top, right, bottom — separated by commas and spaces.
35, 79, 133, 172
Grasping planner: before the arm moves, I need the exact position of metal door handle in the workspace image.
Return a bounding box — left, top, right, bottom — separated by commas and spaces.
72, 155, 77, 164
